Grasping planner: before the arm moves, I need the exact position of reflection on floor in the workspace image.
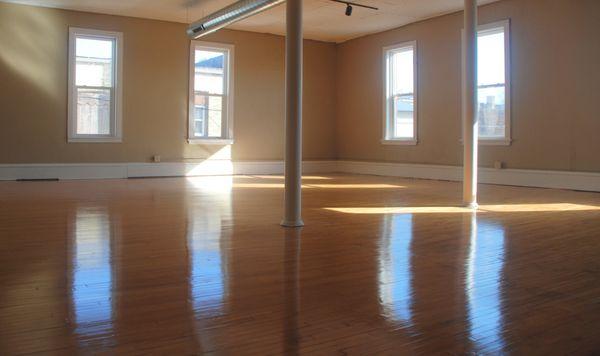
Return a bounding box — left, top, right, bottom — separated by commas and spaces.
1, 174, 599, 354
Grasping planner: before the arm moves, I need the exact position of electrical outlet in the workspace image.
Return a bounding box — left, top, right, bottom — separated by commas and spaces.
494, 161, 504, 169
153, 155, 161, 163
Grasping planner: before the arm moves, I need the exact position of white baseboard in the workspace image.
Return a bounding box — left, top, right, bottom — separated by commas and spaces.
336, 160, 600, 192
0, 163, 129, 181
336, 161, 462, 181
0, 160, 337, 181
1, 160, 598, 192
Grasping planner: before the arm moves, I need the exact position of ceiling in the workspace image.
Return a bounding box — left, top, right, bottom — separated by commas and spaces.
2, 0, 499, 43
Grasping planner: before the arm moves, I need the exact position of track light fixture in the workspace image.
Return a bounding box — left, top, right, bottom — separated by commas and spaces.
330, 0, 378, 16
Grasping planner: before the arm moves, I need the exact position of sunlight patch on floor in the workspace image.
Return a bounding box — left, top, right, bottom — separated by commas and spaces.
235, 175, 333, 180
325, 203, 600, 214
232, 183, 404, 189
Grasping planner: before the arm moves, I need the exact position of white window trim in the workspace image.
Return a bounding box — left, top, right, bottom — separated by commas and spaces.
68, 27, 123, 143
461, 19, 512, 146
382, 40, 418, 146
188, 41, 235, 144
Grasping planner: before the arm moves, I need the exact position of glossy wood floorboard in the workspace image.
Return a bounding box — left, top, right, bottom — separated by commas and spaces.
1, 174, 600, 355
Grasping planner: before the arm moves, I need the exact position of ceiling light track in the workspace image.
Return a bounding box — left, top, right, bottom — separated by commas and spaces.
329, 0, 379, 17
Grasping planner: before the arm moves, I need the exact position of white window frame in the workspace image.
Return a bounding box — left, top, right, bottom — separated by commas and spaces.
188, 41, 234, 145
462, 19, 511, 146
382, 40, 418, 146
68, 27, 123, 143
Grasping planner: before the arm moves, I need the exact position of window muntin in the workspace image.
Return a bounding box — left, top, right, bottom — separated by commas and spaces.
189, 42, 234, 143
383, 42, 417, 144
68, 28, 122, 142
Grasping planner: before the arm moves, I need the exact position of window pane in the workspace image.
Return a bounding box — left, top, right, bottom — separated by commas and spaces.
391, 49, 414, 95
477, 27, 506, 139
478, 85, 505, 138
195, 50, 224, 95
193, 94, 223, 137
394, 95, 414, 138
478, 31, 505, 86
76, 37, 113, 87
76, 88, 111, 135
194, 105, 206, 137
207, 96, 223, 137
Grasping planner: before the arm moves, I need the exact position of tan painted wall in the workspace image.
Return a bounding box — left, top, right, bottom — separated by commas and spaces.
0, 2, 337, 163
336, 0, 600, 172
2, 0, 599, 172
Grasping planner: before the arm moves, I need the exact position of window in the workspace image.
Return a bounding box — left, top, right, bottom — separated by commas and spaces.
383, 41, 417, 145
464, 20, 511, 145
189, 41, 234, 144
68, 28, 123, 142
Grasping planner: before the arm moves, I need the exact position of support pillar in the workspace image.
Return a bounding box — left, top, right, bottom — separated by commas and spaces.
281, 0, 304, 227
463, 0, 478, 209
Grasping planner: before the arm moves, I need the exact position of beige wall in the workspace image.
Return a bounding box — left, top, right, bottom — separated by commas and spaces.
336, 0, 600, 172
0, 1, 337, 163
2, 0, 599, 173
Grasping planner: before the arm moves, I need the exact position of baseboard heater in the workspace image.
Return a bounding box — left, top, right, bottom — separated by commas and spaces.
127, 175, 180, 179
16, 178, 59, 182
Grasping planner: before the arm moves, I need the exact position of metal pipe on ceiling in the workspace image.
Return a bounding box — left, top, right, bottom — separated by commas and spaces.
187, 0, 285, 39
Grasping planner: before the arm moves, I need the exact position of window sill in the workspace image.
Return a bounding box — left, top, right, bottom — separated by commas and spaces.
381, 139, 418, 146
188, 138, 234, 145
68, 137, 122, 143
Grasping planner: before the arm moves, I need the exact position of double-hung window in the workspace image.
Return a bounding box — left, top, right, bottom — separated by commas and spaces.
68, 28, 123, 142
383, 41, 417, 145
464, 20, 511, 145
189, 41, 234, 144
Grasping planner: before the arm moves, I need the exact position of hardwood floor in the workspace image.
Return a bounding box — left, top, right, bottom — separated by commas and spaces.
1, 174, 599, 355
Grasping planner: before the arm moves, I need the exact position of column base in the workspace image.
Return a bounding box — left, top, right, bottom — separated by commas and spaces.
281, 219, 305, 228
464, 202, 479, 210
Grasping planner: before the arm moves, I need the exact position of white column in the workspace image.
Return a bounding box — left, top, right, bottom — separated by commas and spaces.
463, 0, 478, 209
281, 0, 304, 227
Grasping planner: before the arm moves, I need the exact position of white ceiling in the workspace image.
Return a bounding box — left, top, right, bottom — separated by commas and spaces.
2, 0, 499, 42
